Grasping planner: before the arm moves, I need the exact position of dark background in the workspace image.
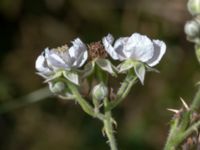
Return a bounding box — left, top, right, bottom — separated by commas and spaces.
0, 0, 199, 149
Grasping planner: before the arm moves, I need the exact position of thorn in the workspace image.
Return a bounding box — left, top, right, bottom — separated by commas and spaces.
195, 81, 200, 86
167, 108, 179, 114
180, 97, 190, 111
106, 140, 110, 144
98, 103, 103, 109
111, 118, 118, 128
101, 127, 106, 137
194, 127, 199, 135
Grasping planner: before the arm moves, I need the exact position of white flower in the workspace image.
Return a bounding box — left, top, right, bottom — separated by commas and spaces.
102, 33, 166, 84
102, 33, 166, 67
35, 38, 88, 78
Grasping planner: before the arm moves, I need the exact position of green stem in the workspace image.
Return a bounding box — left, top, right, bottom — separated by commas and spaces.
190, 87, 200, 111
182, 120, 200, 139
106, 73, 137, 111
164, 85, 200, 150
103, 98, 118, 150
164, 120, 200, 150
164, 117, 181, 150
0, 87, 52, 114
67, 81, 104, 120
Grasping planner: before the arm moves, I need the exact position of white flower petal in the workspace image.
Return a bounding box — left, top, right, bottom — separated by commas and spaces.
69, 38, 87, 57
35, 54, 52, 75
46, 52, 69, 69
105, 33, 114, 44
102, 34, 119, 60
61, 52, 74, 67
146, 40, 166, 67
125, 33, 154, 62
77, 50, 88, 67
68, 38, 88, 67
114, 37, 128, 60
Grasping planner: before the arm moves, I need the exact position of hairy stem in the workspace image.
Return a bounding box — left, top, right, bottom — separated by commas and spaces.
106, 73, 137, 111
164, 116, 184, 150
190, 87, 200, 111
67, 81, 104, 120
164, 85, 200, 150
103, 98, 118, 150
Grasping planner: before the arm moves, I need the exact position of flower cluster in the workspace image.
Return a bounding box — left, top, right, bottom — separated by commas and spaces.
35, 33, 166, 150
35, 33, 166, 96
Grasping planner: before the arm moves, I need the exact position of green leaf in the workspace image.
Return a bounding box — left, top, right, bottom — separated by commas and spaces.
96, 59, 117, 76
117, 59, 134, 73
63, 71, 79, 85
133, 61, 145, 84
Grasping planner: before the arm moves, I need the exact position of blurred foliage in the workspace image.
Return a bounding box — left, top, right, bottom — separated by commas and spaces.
0, 0, 199, 149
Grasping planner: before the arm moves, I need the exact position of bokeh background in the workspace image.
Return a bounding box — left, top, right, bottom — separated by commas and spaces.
0, 0, 199, 149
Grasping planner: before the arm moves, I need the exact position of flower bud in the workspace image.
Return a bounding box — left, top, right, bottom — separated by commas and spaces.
49, 81, 65, 94
92, 83, 108, 101
184, 17, 200, 43
187, 0, 200, 16
185, 20, 200, 37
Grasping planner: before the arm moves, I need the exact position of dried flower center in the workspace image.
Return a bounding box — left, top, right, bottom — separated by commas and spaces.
88, 41, 108, 60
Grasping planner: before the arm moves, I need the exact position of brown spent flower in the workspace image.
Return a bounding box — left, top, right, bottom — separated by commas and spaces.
88, 41, 108, 60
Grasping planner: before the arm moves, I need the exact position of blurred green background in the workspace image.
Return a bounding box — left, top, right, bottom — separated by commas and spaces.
0, 0, 199, 149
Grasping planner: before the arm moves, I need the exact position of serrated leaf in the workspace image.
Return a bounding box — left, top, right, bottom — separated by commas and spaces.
96, 59, 117, 76
63, 71, 79, 85
133, 61, 145, 84
117, 59, 134, 73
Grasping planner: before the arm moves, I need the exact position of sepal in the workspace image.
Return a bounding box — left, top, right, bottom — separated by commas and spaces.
63, 71, 79, 85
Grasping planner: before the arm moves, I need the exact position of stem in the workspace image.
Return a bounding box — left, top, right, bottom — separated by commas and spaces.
106, 73, 137, 111
67, 81, 104, 120
0, 87, 52, 114
182, 120, 200, 139
190, 87, 200, 111
164, 86, 200, 150
164, 118, 181, 150
103, 98, 118, 150
164, 120, 200, 150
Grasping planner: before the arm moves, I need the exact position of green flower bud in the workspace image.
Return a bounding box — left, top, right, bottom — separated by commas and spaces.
49, 81, 65, 94
187, 0, 200, 16
184, 16, 200, 43
92, 83, 108, 101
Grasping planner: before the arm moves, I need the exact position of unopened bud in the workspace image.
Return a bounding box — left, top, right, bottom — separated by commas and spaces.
187, 0, 200, 16
184, 17, 200, 43
92, 83, 108, 101
49, 81, 65, 94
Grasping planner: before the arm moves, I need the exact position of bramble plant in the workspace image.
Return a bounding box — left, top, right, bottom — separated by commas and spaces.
2, 0, 200, 149
163, 0, 200, 149
35, 33, 166, 150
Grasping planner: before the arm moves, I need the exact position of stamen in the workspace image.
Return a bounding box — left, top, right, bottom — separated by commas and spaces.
55, 45, 69, 52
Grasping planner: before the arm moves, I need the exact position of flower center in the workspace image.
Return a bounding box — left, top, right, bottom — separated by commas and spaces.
54, 45, 69, 52
88, 41, 108, 60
